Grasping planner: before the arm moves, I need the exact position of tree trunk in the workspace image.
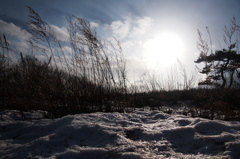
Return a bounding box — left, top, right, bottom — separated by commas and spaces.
228, 69, 235, 89
220, 68, 226, 89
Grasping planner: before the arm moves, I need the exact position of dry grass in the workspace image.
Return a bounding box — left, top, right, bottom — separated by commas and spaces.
0, 7, 240, 120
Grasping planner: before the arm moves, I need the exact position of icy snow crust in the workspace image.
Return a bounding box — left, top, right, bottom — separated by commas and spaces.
1, 110, 240, 159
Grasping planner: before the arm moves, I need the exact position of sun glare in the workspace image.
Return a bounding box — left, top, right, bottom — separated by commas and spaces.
144, 32, 185, 67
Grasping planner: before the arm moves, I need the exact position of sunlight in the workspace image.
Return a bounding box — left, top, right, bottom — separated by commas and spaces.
144, 32, 185, 67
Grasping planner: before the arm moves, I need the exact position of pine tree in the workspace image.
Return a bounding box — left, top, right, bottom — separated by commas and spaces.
195, 17, 240, 89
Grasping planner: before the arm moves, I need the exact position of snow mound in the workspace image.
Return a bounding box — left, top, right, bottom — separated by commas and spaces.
0, 110, 240, 158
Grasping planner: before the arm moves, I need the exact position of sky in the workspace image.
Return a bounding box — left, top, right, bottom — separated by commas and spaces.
1, 0, 240, 84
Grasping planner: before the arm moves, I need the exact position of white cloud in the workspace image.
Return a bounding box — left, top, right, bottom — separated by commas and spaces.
130, 17, 153, 38
50, 22, 99, 42
109, 20, 130, 40
0, 20, 31, 54
0, 20, 31, 41
0, 20, 71, 57
50, 25, 69, 42
90, 22, 99, 28
100, 16, 154, 82
107, 16, 153, 40
62, 46, 72, 54
121, 40, 144, 59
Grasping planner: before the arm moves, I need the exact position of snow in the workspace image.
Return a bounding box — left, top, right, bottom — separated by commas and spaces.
1, 110, 240, 159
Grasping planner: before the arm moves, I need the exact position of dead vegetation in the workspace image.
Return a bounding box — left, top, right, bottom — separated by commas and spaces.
0, 7, 240, 120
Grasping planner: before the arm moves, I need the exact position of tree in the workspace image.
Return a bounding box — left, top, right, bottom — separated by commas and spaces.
195, 18, 240, 89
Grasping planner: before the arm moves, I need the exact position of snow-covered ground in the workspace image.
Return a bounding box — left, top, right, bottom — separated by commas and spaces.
1, 110, 240, 159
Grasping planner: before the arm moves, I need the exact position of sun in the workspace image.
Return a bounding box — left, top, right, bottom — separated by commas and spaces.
144, 32, 185, 67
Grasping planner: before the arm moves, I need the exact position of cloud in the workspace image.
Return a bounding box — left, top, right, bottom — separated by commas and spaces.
107, 16, 153, 40
130, 17, 153, 38
90, 22, 99, 28
100, 16, 154, 82
50, 22, 99, 42
49, 24, 69, 42
0, 19, 31, 41
109, 20, 130, 40
121, 40, 144, 59
0, 20, 71, 58
62, 46, 72, 54
0, 19, 31, 55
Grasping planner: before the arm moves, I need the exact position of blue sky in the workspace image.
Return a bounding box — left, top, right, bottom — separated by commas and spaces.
1, 0, 240, 84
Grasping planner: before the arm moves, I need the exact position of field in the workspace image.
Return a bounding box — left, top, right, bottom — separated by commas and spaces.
1, 5, 240, 159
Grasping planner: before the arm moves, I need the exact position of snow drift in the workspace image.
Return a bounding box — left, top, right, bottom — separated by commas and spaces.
0, 110, 240, 159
